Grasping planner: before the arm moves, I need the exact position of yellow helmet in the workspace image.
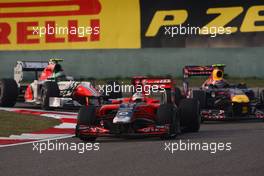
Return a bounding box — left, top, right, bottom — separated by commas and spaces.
212, 69, 224, 81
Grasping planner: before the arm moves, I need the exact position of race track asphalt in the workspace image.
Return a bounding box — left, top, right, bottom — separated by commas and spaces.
1, 118, 264, 176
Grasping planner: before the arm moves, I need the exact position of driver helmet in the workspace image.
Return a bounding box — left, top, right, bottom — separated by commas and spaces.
212, 69, 224, 81
211, 69, 228, 88
132, 92, 144, 102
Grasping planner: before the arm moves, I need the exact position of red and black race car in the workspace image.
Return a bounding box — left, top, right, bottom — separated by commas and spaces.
0, 59, 99, 110
182, 64, 264, 121
75, 77, 200, 141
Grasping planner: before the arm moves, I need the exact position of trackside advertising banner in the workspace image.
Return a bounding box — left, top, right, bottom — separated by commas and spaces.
0, 0, 264, 50
0, 0, 140, 50
141, 0, 264, 48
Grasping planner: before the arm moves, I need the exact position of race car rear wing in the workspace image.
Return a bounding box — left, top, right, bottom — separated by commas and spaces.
183, 64, 225, 78
14, 61, 48, 85
132, 76, 174, 90
183, 65, 214, 78
131, 76, 176, 103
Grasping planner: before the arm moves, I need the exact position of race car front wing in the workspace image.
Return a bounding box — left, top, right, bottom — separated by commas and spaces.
77, 124, 170, 137
201, 109, 264, 120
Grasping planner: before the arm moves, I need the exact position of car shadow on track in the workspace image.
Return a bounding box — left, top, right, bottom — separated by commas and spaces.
72, 120, 264, 143
202, 119, 264, 124
72, 136, 165, 144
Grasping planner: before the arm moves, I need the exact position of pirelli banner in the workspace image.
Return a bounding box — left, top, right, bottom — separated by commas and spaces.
141, 0, 264, 48
0, 0, 264, 50
0, 0, 140, 50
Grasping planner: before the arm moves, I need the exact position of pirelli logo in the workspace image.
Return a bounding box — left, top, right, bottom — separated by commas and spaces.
0, 0, 140, 50
0, 0, 103, 49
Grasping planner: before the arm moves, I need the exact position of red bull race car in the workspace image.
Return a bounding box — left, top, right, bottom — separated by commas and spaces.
182, 64, 264, 121
75, 77, 201, 141
0, 59, 99, 110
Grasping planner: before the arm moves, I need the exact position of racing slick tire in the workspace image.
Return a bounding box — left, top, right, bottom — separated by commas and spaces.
76, 106, 97, 142
0, 79, 18, 107
174, 87, 183, 106
192, 90, 206, 108
260, 90, 264, 105
179, 99, 200, 133
156, 104, 179, 139
41, 81, 60, 110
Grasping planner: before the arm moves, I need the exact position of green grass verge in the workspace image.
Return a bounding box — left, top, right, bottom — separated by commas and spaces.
0, 111, 61, 137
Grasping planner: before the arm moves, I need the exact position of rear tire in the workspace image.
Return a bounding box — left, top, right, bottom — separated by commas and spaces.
161, 89, 172, 104
260, 90, 264, 104
157, 104, 179, 139
76, 106, 97, 142
0, 79, 18, 107
41, 81, 60, 110
179, 99, 200, 133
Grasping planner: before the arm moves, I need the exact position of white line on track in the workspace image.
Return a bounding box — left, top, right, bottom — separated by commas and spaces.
0, 135, 75, 148
54, 123, 76, 129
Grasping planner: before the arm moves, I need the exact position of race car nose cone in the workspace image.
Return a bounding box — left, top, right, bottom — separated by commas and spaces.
113, 116, 131, 124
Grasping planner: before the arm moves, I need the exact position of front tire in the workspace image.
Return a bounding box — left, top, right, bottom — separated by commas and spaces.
156, 104, 179, 139
76, 106, 97, 142
41, 81, 60, 110
179, 99, 200, 132
0, 79, 18, 107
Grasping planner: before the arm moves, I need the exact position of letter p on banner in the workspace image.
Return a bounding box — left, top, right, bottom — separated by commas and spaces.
145, 10, 188, 37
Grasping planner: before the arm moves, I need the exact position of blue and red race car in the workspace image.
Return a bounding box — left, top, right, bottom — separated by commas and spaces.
183, 64, 264, 121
